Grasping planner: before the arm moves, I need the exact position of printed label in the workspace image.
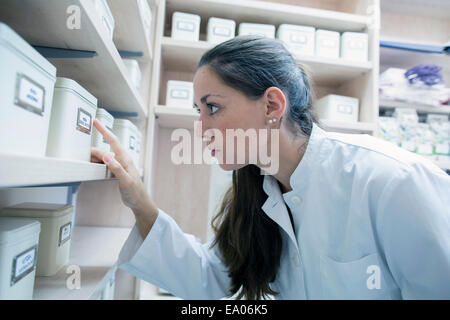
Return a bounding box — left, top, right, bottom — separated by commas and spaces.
213, 26, 231, 37
129, 135, 136, 150
11, 246, 37, 286
177, 21, 195, 32
320, 38, 337, 48
290, 33, 307, 44
418, 144, 433, 155
348, 39, 364, 50
15, 74, 45, 116
59, 222, 72, 247
170, 89, 189, 99
76, 108, 92, 135
435, 143, 449, 155
337, 104, 353, 114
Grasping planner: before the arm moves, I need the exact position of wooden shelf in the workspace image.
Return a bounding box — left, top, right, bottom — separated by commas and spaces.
0, 0, 147, 117
379, 99, 450, 115
161, 37, 372, 86
166, 0, 371, 33
109, 0, 153, 61
155, 105, 199, 129
155, 105, 376, 134
0, 153, 113, 188
33, 226, 131, 300
319, 120, 377, 134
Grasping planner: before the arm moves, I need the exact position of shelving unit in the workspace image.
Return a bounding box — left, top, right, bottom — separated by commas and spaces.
33, 226, 131, 300
379, 99, 450, 116
0, 0, 148, 117
0, 0, 155, 300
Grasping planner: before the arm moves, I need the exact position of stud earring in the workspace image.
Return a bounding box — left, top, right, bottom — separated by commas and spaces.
272, 118, 277, 123
268, 119, 273, 124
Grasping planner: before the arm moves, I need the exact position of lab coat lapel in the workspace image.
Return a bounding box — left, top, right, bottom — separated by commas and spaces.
262, 176, 299, 251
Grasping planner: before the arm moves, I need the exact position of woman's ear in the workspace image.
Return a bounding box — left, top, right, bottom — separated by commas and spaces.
264, 87, 286, 125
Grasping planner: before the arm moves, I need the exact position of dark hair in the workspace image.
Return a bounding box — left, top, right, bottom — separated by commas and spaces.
197, 36, 316, 299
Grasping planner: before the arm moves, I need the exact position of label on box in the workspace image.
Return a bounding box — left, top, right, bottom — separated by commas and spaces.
76, 108, 92, 135
337, 104, 353, 114
15, 73, 46, 116
11, 245, 37, 286
418, 144, 433, 155
348, 39, 364, 50
320, 38, 337, 48
213, 26, 231, 37
177, 21, 195, 32
171, 89, 189, 99
290, 33, 307, 44
59, 222, 72, 247
129, 135, 136, 150
435, 143, 449, 155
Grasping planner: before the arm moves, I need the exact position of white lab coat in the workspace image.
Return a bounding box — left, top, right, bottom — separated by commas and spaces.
117, 123, 450, 299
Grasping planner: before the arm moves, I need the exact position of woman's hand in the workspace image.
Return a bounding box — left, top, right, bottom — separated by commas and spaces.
91, 119, 158, 236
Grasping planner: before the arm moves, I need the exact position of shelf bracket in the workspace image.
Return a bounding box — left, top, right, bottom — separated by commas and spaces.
32, 46, 98, 59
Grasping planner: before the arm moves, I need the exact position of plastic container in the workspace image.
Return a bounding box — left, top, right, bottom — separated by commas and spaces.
207, 17, 236, 44
135, 129, 142, 168
93, 0, 115, 40
277, 24, 315, 57
92, 108, 114, 152
315, 29, 340, 59
0, 203, 74, 277
137, 0, 153, 40
238, 23, 275, 39
314, 94, 359, 123
340, 32, 368, 62
171, 12, 201, 41
113, 119, 139, 167
0, 217, 40, 300
122, 59, 142, 89
0, 23, 57, 157
46, 77, 98, 162
166, 80, 194, 108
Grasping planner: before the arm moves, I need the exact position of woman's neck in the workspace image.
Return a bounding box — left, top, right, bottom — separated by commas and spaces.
272, 131, 309, 194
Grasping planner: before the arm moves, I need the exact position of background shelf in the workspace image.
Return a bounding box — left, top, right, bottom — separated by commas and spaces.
33, 226, 131, 300
379, 99, 450, 115
161, 37, 373, 87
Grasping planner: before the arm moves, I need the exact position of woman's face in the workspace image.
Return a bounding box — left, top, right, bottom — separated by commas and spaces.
193, 65, 272, 171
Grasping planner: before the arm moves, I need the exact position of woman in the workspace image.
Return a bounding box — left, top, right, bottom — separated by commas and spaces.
91, 36, 450, 300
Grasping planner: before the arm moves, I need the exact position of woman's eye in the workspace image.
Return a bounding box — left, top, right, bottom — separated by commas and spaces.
195, 107, 201, 114
207, 104, 219, 115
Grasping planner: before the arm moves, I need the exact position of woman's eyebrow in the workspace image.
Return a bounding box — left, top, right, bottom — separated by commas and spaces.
200, 94, 224, 104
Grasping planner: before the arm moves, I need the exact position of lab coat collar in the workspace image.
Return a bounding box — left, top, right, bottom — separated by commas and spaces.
261, 123, 328, 247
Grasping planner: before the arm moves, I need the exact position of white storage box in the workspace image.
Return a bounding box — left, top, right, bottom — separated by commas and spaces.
207, 17, 236, 44
46, 77, 98, 162
113, 119, 139, 167
166, 80, 194, 108
0, 23, 57, 157
171, 12, 201, 41
93, 0, 115, 40
0, 203, 74, 277
238, 23, 275, 39
315, 29, 340, 59
135, 129, 142, 168
122, 59, 142, 89
277, 24, 315, 57
92, 108, 114, 152
137, 0, 153, 40
341, 32, 368, 62
314, 94, 359, 123
0, 217, 40, 300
